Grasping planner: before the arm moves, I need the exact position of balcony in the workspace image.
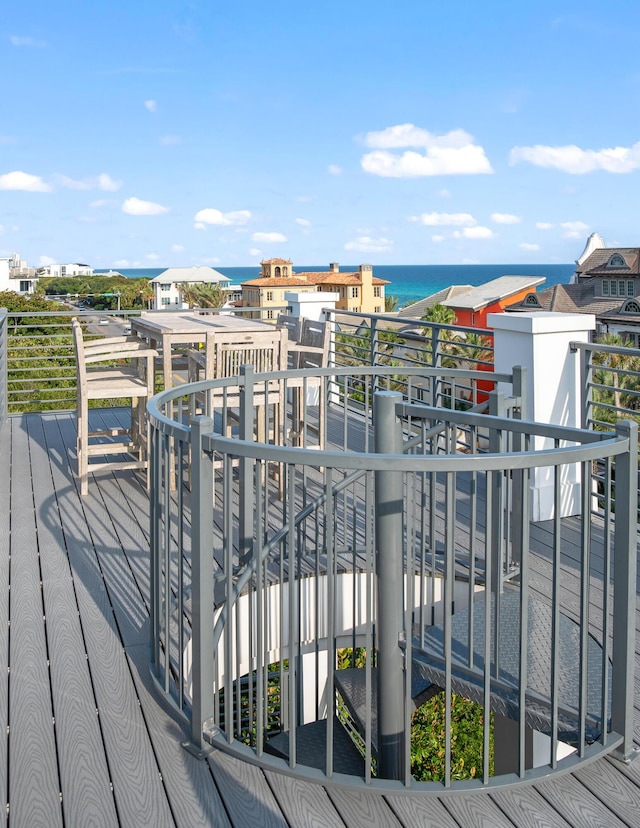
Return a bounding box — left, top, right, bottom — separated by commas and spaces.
0, 305, 639, 825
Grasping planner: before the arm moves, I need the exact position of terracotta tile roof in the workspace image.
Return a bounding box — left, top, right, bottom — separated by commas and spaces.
260, 257, 293, 265
241, 276, 313, 287
299, 271, 390, 286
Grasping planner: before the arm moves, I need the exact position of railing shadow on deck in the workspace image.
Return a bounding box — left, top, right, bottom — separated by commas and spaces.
147, 364, 637, 795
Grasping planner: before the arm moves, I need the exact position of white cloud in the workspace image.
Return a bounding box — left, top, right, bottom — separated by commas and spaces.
536, 221, 554, 230
56, 172, 122, 191
38, 255, 56, 266
144, 99, 157, 112
171, 244, 185, 252
121, 197, 169, 216
509, 141, 640, 174
249, 248, 262, 257
438, 189, 451, 198
520, 242, 541, 251
344, 236, 394, 253
252, 232, 287, 243
114, 259, 131, 267
145, 253, 160, 260
412, 212, 477, 227
361, 124, 493, 177
160, 134, 182, 146
90, 199, 109, 208
10, 35, 47, 47
328, 164, 343, 176
295, 217, 311, 227
98, 173, 122, 191
194, 208, 251, 226
57, 175, 91, 190
560, 220, 589, 239
453, 226, 495, 239
432, 234, 445, 243
0, 171, 51, 192
491, 212, 521, 225
194, 222, 206, 231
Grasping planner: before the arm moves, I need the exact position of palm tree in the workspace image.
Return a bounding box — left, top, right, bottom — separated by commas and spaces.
180, 282, 227, 309
385, 294, 399, 313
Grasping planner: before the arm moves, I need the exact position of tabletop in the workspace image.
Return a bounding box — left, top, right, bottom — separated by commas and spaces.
130, 311, 272, 343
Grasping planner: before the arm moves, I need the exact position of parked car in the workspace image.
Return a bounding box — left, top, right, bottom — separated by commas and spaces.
99, 318, 110, 325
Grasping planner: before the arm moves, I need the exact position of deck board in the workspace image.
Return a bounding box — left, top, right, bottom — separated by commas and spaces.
8, 418, 63, 827
40, 411, 176, 827
2, 408, 640, 826
27, 412, 119, 826
0, 419, 10, 818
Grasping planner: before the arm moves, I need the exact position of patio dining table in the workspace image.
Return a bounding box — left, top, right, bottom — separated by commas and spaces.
130, 311, 273, 390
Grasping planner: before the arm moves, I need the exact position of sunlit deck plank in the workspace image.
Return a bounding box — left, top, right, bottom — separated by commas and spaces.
26, 412, 119, 825
40, 410, 175, 826
8, 417, 62, 826
0, 419, 10, 818
3, 408, 640, 826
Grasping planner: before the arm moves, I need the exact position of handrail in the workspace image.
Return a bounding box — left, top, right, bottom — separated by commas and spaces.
148, 363, 637, 793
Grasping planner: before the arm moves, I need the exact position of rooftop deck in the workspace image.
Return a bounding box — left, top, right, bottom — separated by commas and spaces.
3, 407, 640, 827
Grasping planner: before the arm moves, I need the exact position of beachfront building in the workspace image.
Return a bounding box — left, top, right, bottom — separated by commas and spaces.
0, 252, 37, 295
241, 259, 389, 318
515, 234, 640, 344
149, 265, 232, 310
398, 275, 545, 329
37, 262, 93, 278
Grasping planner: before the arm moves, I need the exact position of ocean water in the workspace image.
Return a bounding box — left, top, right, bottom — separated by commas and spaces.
97, 263, 575, 309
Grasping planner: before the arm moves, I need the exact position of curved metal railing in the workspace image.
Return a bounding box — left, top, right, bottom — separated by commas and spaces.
148, 364, 637, 793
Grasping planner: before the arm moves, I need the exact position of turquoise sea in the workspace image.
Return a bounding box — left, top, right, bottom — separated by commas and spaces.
96, 263, 575, 310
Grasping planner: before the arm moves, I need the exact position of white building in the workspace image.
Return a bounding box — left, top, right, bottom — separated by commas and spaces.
150, 266, 231, 309
38, 263, 93, 278
0, 253, 37, 295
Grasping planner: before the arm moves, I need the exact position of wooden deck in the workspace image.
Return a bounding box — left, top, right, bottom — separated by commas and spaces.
2, 409, 640, 827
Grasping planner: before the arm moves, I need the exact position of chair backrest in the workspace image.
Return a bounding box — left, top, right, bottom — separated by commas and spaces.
203, 328, 288, 379
72, 318, 87, 390
276, 314, 301, 342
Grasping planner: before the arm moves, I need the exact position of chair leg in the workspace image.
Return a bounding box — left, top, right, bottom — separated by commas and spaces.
78, 399, 89, 496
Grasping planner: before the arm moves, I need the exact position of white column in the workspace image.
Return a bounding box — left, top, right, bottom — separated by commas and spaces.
488, 312, 595, 521
284, 291, 338, 321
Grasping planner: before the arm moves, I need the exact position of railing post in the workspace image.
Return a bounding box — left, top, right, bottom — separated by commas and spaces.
0, 308, 7, 426
188, 415, 215, 752
612, 420, 638, 759
488, 391, 506, 592
374, 390, 405, 781
239, 365, 255, 568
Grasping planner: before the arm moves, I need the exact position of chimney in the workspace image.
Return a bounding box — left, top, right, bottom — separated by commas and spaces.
330, 262, 339, 273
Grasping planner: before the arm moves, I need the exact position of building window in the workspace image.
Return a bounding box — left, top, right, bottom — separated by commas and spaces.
161, 297, 170, 306
275, 267, 281, 277
602, 280, 609, 296
608, 254, 626, 268
266, 309, 274, 320
629, 281, 635, 297
374, 286, 381, 298
351, 287, 359, 298
20, 280, 30, 292
611, 281, 618, 296
619, 281, 626, 296
375, 306, 381, 313
161, 283, 171, 291
283, 267, 288, 276
266, 291, 273, 301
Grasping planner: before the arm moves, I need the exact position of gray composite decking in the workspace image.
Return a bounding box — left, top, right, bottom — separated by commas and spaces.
2, 409, 640, 827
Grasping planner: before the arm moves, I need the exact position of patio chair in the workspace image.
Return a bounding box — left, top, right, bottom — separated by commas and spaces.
72, 318, 157, 495
187, 328, 289, 444
285, 318, 330, 447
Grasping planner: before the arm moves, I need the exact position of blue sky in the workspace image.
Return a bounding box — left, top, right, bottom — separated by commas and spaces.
2, 0, 640, 268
